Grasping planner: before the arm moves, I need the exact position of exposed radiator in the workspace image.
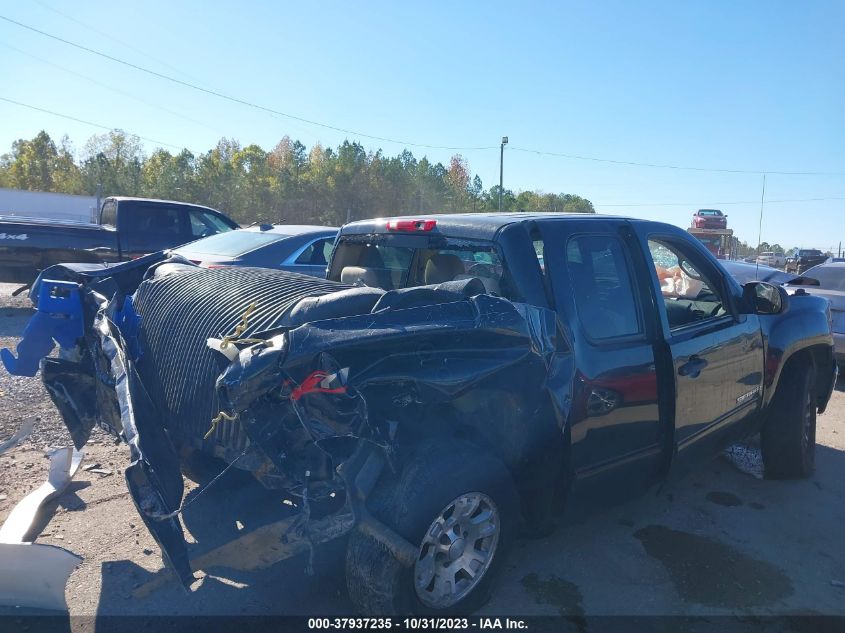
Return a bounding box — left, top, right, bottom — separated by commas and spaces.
131, 267, 346, 454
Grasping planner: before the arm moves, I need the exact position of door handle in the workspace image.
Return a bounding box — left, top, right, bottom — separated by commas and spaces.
678, 355, 708, 378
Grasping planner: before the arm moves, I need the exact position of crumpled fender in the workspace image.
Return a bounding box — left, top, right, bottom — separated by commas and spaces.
93, 305, 194, 585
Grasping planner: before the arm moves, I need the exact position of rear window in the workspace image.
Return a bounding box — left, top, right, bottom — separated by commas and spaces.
803, 266, 845, 291
177, 230, 286, 257
329, 238, 507, 296
697, 210, 722, 216
101, 200, 117, 226
799, 249, 823, 257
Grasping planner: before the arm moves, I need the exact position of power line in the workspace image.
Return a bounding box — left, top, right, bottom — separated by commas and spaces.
510, 147, 845, 177
31, 0, 205, 84
0, 15, 496, 152
0, 42, 223, 134
4, 93, 845, 216
595, 196, 845, 207
0, 96, 185, 150
21, 7, 320, 141
2, 14, 843, 177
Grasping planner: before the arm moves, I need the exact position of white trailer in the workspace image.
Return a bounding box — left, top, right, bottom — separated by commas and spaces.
0, 188, 99, 223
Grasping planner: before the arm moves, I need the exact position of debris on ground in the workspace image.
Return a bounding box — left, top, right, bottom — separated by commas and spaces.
0, 416, 36, 455
722, 442, 764, 479
0, 446, 84, 611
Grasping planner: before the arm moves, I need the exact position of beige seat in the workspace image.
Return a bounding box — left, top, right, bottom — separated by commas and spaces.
341, 266, 381, 287
424, 254, 465, 285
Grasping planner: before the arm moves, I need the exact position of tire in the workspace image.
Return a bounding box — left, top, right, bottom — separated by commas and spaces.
761, 361, 816, 479
346, 440, 519, 615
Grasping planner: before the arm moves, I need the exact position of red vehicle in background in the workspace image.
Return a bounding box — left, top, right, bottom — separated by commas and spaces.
687, 228, 733, 258
688, 209, 735, 259
692, 208, 727, 229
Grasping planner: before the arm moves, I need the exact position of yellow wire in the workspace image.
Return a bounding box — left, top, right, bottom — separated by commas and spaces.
219, 302, 257, 350
204, 410, 238, 440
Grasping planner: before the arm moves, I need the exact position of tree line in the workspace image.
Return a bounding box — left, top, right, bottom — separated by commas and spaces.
0, 130, 595, 225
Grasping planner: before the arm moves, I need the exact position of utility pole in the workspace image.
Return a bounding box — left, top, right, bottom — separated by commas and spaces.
95, 183, 102, 222
499, 136, 508, 213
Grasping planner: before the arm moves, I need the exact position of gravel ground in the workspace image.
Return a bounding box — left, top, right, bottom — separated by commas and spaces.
0, 284, 113, 516
0, 286, 69, 448
1, 282, 844, 628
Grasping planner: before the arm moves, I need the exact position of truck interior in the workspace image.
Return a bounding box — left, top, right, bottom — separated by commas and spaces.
330, 240, 508, 297
649, 239, 728, 328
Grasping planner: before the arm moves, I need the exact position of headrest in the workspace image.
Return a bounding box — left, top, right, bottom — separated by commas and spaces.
424, 253, 464, 285
341, 266, 380, 287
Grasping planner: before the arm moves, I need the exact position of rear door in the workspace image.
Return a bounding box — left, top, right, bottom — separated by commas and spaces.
634, 228, 765, 465
537, 219, 664, 491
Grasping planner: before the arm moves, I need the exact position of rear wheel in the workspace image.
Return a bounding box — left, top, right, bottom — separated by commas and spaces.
346, 440, 519, 614
761, 361, 816, 479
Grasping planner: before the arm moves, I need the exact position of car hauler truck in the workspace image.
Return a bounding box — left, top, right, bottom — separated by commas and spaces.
688, 226, 737, 259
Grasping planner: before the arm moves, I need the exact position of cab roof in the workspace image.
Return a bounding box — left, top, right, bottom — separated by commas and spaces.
340, 212, 632, 240
104, 196, 222, 212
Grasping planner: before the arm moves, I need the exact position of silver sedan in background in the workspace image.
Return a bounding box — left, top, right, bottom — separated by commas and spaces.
800, 262, 845, 367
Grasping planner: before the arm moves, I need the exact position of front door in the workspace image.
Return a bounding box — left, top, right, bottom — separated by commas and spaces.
638, 233, 764, 465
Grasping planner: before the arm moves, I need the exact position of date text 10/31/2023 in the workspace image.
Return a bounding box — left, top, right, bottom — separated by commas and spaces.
307, 618, 530, 630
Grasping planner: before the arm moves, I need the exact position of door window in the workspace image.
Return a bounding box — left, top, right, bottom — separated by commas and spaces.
295, 238, 334, 266
565, 235, 641, 340
646, 239, 729, 330
189, 210, 233, 237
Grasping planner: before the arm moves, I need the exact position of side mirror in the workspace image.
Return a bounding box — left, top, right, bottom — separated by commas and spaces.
742, 281, 785, 315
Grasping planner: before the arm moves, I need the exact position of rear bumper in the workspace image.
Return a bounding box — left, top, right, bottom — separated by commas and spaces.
796, 261, 825, 273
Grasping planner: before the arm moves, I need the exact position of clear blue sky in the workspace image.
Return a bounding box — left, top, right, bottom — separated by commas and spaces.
1, 0, 843, 250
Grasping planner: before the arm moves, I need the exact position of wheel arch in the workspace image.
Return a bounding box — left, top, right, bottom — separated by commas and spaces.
389, 388, 569, 521
765, 344, 832, 416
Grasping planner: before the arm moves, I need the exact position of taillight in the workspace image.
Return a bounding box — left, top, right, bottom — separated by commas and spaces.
386, 219, 436, 232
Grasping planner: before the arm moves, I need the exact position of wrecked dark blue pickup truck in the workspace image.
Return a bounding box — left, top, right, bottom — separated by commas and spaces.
2, 213, 838, 614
